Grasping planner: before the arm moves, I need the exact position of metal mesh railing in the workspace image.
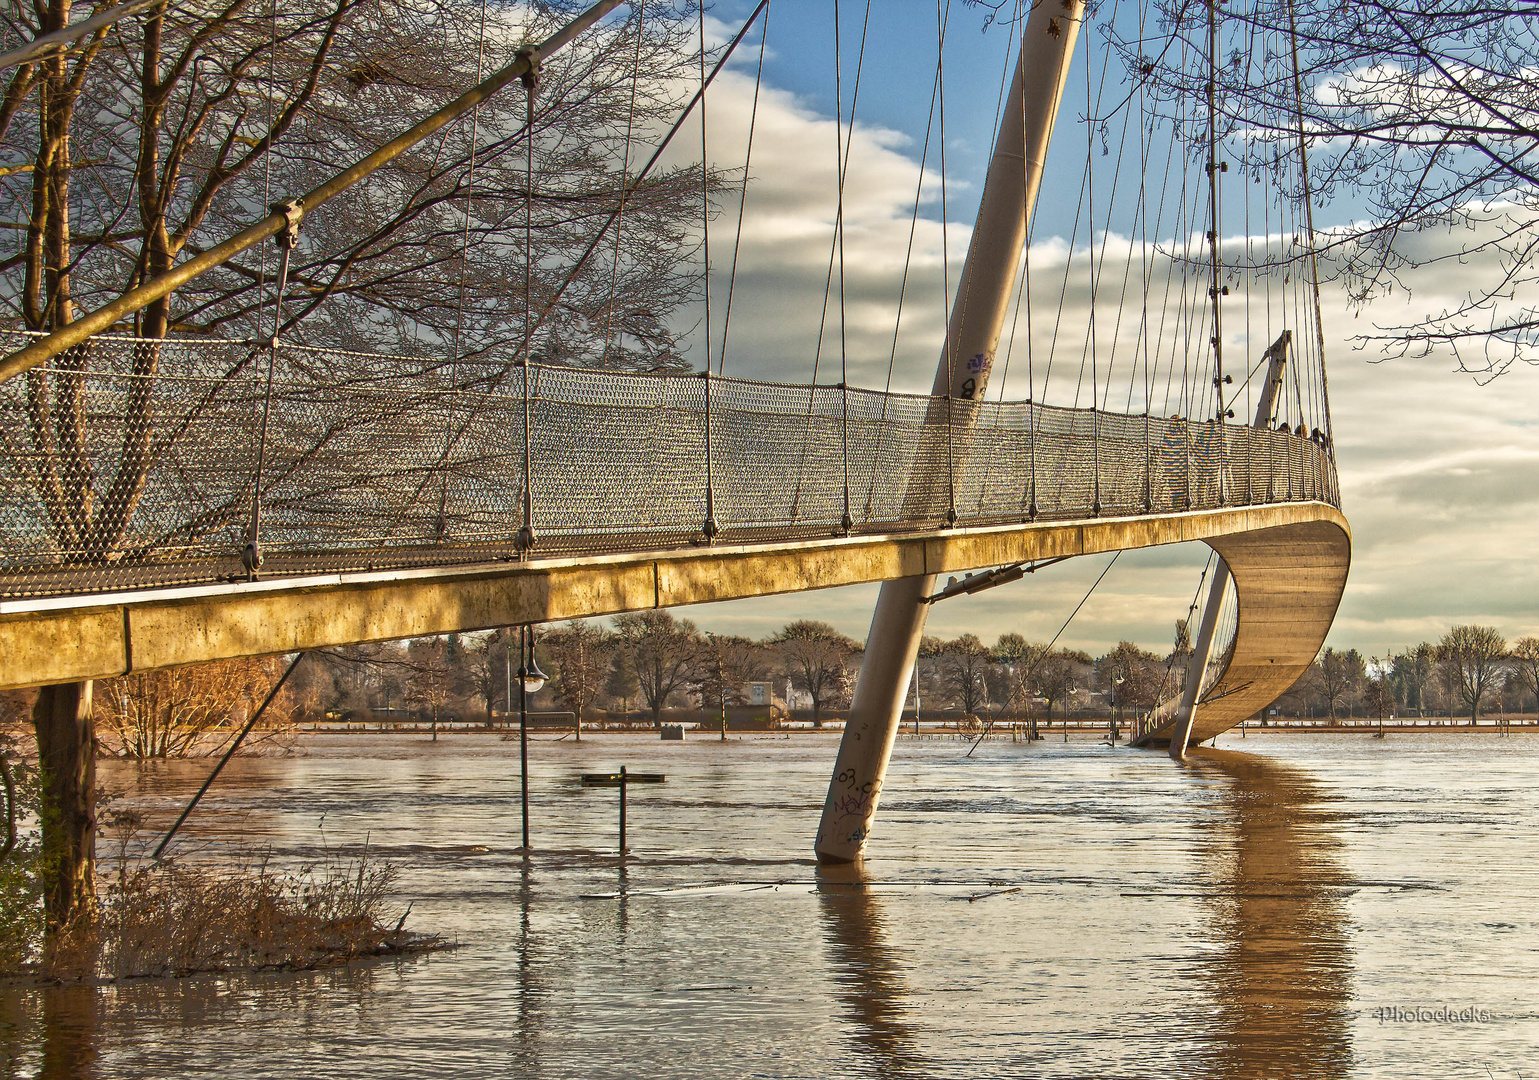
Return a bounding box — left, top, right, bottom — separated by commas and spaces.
0, 334, 1341, 600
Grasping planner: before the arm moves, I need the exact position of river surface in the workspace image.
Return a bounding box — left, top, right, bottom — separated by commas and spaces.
1, 730, 1535, 1078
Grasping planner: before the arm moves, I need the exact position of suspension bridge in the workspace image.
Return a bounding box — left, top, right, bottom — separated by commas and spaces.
0, 0, 1349, 862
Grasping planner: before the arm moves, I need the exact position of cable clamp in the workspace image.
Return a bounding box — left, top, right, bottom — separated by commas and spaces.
517, 45, 542, 91
271, 199, 303, 248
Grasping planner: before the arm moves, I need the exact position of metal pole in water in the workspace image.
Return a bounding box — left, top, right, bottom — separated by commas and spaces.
619, 765, 628, 856
520, 624, 530, 851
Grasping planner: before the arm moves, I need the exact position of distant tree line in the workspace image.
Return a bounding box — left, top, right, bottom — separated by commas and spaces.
1275, 626, 1539, 723
1, 614, 1215, 758
280, 616, 1204, 738
19, 618, 1533, 765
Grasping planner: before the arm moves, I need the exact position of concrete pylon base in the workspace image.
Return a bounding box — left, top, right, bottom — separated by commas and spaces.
814, 573, 934, 863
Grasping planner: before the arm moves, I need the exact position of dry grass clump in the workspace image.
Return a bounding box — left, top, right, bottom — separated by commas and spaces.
3, 817, 444, 984
56, 853, 434, 982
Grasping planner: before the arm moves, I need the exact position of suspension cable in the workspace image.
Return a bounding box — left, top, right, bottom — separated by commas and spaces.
243, 2, 288, 581
436, 0, 492, 540
698, 0, 714, 375
937, 0, 956, 526
717, 0, 769, 376
511, 1, 770, 371
516, 45, 540, 557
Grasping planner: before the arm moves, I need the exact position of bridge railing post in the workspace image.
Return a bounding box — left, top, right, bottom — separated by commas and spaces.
702, 369, 718, 542
1145, 415, 1157, 516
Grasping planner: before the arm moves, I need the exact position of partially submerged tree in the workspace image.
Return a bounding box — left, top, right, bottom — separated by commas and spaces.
691, 632, 766, 738
464, 630, 513, 727
775, 620, 857, 728
543, 620, 610, 739
992, 632, 1048, 734
1095, 641, 1163, 723
1437, 624, 1507, 723
1363, 660, 1396, 731
95, 656, 296, 758
1030, 651, 1078, 730
405, 636, 464, 734
613, 609, 700, 728
939, 634, 991, 719
1310, 647, 1366, 721
604, 648, 640, 719
1389, 643, 1439, 718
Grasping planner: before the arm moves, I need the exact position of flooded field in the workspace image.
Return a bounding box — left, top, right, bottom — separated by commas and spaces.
2, 730, 1534, 1078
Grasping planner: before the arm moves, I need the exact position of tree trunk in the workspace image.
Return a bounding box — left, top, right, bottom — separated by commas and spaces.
32, 681, 95, 934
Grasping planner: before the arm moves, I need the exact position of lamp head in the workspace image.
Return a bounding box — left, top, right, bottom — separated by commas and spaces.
518, 654, 548, 694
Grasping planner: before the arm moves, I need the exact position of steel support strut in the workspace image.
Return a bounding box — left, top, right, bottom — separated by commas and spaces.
815, 0, 1084, 862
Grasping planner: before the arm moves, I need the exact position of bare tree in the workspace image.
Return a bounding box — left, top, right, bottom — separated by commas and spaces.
1511, 636, 1539, 715
613, 610, 700, 729
604, 648, 640, 720
464, 629, 514, 727
940, 634, 992, 719
993, 632, 1048, 737
1031, 651, 1077, 731
1, 0, 710, 355
1095, 641, 1163, 723
1438, 624, 1508, 723
775, 620, 857, 729
95, 655, 297, 758
1128, 0, 1539, 376
692, 632, 766, 739
1389, 643, 1438, 717
1309, 647, 1366, 721
405, 635, 471, 738
543, 620, 610, 740
1363, 659, 1396, 733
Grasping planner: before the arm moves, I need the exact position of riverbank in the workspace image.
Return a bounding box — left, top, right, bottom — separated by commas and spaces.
294, 716, 1539, 737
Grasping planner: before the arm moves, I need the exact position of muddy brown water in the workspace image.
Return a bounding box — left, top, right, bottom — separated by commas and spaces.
1, 730, 1535, 1078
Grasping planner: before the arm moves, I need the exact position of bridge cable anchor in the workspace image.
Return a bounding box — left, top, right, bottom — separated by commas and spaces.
516, 45, 542, 91
272, 198, 303, 249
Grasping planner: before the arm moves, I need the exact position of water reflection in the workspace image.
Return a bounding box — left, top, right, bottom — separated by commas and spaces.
1188, 748, 1354, 1078
512, 854, 538, 1074
815, 863, 926, 1078
37, 988, 96, 1080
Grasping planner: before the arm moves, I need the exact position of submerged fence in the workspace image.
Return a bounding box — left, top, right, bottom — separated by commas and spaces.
0, 335, 1341, 599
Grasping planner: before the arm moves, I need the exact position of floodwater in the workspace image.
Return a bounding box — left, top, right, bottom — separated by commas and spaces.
3, 730, 1536, 1078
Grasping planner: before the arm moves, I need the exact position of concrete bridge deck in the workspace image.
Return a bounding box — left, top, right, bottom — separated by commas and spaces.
1, 502, 1349, 713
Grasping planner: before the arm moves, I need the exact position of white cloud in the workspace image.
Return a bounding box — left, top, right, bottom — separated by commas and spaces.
641, 59, 1539, 657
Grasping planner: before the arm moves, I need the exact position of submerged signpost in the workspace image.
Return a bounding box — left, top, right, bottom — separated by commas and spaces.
581, 769, 665, 855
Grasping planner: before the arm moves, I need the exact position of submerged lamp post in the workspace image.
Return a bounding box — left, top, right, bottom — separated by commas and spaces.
518, 624, 548, 852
